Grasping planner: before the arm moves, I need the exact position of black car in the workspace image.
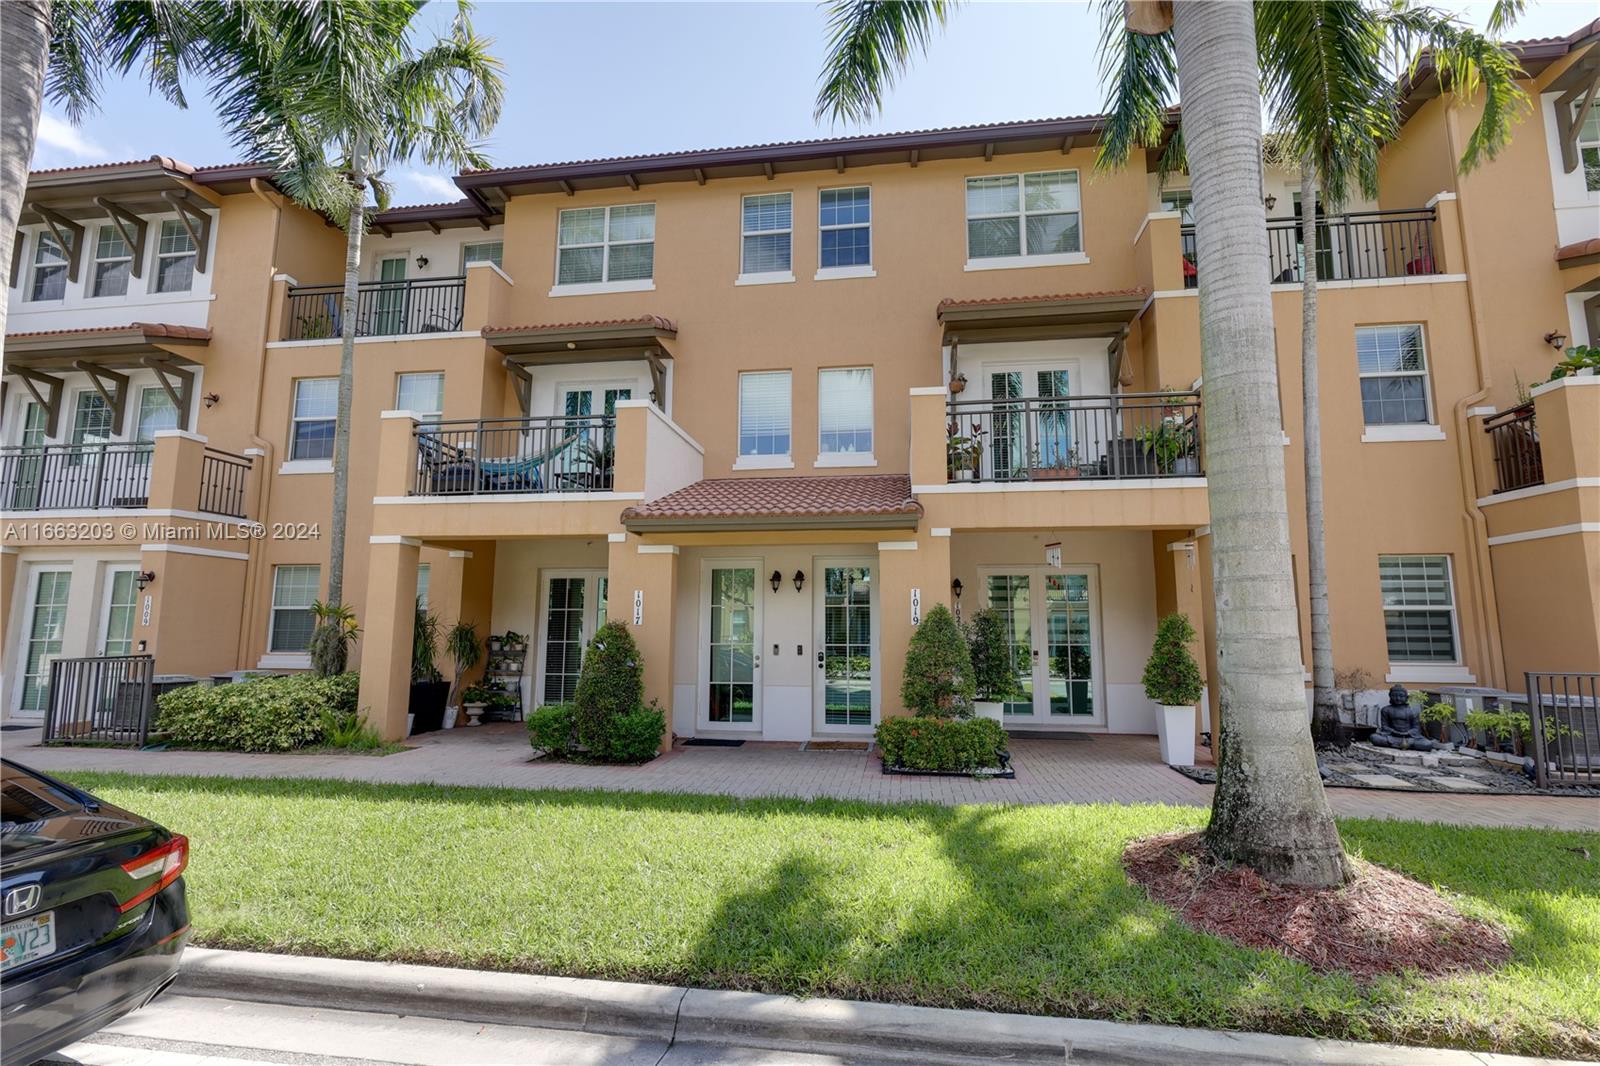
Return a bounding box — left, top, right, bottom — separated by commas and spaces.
0, 759, 189, 1066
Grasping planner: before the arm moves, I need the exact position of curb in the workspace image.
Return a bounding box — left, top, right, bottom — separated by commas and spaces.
174, 948, 1571, 1066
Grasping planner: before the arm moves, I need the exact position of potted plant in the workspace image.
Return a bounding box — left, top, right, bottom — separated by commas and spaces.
946, 420, 985, 481
460, 684, 492, 727
948, 372, 968, 395
1030, 445, 1079, 480
1138, 417, 1198, 475
901, 604, 976, 719
966, 607, 1022, 722
444, 620, 482, 729
1142, 612, 1204, 766
408, 603, 449, 735
1411, 690, 1456, 744
1547, 343, 1600, 381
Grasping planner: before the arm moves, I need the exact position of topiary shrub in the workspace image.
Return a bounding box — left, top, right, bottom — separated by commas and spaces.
155, 673, 361, 752
1142, 613, 1204, 707
900, 603, 975, 718
876, 715, 1006, 772
593, 702, 666, 763
527, 703, 577, 756
965, 607, 1024, 704
573, 620, 646, 757
308, 601, 360, 678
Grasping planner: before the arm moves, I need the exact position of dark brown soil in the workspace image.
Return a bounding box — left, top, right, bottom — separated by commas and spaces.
1124, 830, 1512, 980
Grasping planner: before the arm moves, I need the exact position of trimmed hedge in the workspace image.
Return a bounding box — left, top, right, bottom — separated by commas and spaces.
875, 715, 1007, 773
527, 703, 577, 755
901, 604, 975, 717
156, 673, 361, 752
529, 701, 663, 764
574, 621, 643, 754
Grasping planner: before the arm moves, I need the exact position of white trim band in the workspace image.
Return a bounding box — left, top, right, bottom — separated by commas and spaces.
913, 477, 1206, 494
877, 541, 918, 551
637, 544, 679, 555
138, 543, 249, 561
370, 536, 422, 546
372, 492, 644, 505
1477, 477, 1600, 507
1486, 523, 1600, 546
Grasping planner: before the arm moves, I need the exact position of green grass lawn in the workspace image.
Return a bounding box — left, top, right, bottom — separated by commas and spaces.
62, 772, 1599, 1058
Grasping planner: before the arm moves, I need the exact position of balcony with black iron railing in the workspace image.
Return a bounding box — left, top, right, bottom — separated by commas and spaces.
945, 391, 1202, 484
284, 275, 467, 340
410, 415, 618, 496
1179, 208, 1440, 290
1483, 404, 1543, 494
0, 441, 253, 516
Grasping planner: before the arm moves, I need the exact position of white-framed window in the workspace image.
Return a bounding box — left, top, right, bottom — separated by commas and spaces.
461, 240, 503, 271
965, 170, 1082, 261
1576, 101, 1600, 193
556, 204, 654, 286
416, 563, 431, 611
1160, 189, 1194, 223
134, 387, 179, 442
289, 378, 337, 461
269, 564, 320, 653
21, 570, 72, 713
817, 367, 873, 461
396, 372, 445, 424
741, 192, 792, 276
101, 567, 140, 656
29, 233, 69, 302
1379, 555, 1459, 664
1356, 324, 1432, 426
91, 226, 133, 297
68, 391, 112, 466
738, 371, 791, 459
153, 219, 197, 293
819, 187, 871, 269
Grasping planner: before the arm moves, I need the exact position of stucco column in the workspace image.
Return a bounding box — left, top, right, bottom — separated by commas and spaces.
357, 536, 421, 740
146, 430, 208, 512
1163, 536, 1209, 755
908, 388, 949, 489
876, 531, 952, 719
605, 535, 678, 751
138, 545, 246, 676
1427, 193, 1464, 276
374, 412, 421, 499
0, 548, 17, 654
1134, 211, 1185, 293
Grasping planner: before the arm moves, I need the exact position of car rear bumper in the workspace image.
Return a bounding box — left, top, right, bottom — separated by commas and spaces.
0, 879, 189, 1066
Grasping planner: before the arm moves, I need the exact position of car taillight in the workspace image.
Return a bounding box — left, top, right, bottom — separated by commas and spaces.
119, 834, 188, 912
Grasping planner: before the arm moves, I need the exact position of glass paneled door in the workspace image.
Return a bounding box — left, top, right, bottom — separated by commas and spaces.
99, 567, 140, 656
702, 562, 760, 729
537, 571, 608, 705
814, 561, 875, 731
373, 256, 407, 335
19, 570, 72, 718
982, 567, 1101, 724
986, 364, 1073, 480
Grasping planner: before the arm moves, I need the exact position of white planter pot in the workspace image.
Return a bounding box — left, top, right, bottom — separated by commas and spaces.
1155, 704, 1196, 766
974, 701, 1005, 723
405, 713, 415, 737
464, 704, 486, 727
443, 706, 459, 730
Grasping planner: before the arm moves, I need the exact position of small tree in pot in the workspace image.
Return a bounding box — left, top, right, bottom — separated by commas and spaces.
1142, 613, 1204, 766
444, 621, 482, 729
966, 607, 1023, 721
408, 604, 449, 735
901, 604, 975, 718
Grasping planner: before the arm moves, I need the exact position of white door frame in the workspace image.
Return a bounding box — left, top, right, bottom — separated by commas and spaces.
811, 557, 880, 735
977, 563, 1107, 727
13, 565, 73, 720
533, 569, 607, 708
96, 564, 141, 656
697, 557, 763, 733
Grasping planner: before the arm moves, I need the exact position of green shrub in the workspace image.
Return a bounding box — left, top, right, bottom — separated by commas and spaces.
876, 715, 1007, 773
594, 702, 665, 763
318, 708, 388, 751
1142, 613, 1204, 706
308, 601, 359, 678
901, 603, 975, 718
156, 673, 360, 752
527, 703, 577, 756
965, 607, 1024, 703
573, 620, 643, 754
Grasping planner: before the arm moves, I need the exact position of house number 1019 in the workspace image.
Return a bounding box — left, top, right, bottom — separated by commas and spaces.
910, 588, 921, 625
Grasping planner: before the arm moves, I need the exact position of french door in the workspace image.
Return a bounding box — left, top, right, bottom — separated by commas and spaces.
536, 571, 608, 705
699, 561, 760, 730
813, 560, 876, 733
373, 256, 408, 335
99, 567, 140, 656
18, 570, 72, 718
981, 566, 1102, 725
984, 364, 1074, 480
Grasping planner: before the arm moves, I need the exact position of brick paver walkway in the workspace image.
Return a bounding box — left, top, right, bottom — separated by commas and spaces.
6, 724, 1596, 831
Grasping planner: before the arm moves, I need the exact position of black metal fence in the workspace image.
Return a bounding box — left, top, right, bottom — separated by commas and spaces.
412, 415, 617, 495
1484, 404, 1543, 493
946, 392, 1202, 483
199, 447, 253, 517
43, 655, 156, 748
1180, 208, 1439, 289
1525, 672, 1599, 788
284, 276, 466, 339
0, 442, 154, 511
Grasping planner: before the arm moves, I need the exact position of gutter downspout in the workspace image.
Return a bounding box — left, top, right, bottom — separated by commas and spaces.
237, 177, 283, 670
1442, 107, 1507, 691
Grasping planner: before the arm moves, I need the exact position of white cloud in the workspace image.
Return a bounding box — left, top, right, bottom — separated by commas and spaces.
393, 169, 463, 205
35, 112, 105, 160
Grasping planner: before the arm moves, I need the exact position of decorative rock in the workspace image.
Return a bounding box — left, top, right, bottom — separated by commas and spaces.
1350, 773, 1418, 789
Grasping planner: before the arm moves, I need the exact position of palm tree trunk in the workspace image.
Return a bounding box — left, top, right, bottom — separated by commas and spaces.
1171, 0, 1348, 887
1300, 162, 1338, 745
327, 161, 366, 609
0, 0, 51, 338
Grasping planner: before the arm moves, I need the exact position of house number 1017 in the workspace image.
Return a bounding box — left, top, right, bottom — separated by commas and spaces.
633, 589, 644, 625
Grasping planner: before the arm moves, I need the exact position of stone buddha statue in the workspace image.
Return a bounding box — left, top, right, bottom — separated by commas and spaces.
1369, 684, 1436, 751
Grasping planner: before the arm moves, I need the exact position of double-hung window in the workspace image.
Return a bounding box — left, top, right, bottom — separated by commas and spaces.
69, 392, 112, 467
461, 240, 504, 271
740, 193, 792, 279
135, 387, 179, 442
154, 219, 197, 293
1356, 324, 1432, 426
396, 372, 445, 424
29, 233, 68, 302
737, 371, 791, 464
1576, 101, 1600, 193
556, 204, 654, 288
818, 187, 871, 275
965, 170, 1082, 265
1379, 555, 1459, 664
817, 368, 873, 463
290, 378, 337, 461
91, 226, 132, 297
269, 564, 320, 653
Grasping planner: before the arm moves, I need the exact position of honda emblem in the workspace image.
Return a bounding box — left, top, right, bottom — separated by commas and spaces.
3, 884, 41, 917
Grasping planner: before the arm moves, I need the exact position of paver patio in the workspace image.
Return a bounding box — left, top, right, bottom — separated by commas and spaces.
5, 724, 1597, 830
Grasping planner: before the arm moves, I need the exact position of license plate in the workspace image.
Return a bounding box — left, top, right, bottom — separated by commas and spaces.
2, 911, 55, 973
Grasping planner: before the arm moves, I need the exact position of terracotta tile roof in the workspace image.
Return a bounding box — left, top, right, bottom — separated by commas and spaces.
621, 474, 920, 527
483, 316, 677, 337
1555, 238, 1600, 263
5, 322, 211, 341
937, 288, 1149, 312
26, 156, 185, 178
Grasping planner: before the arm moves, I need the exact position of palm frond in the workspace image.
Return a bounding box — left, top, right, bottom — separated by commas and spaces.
1094, 0, 1178, 173
814, 0, 955, 124
1485, 0, 1525, 37
45, 0, 104, 123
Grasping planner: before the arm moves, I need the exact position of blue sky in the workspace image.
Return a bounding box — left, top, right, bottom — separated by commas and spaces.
30, 0, 1593, 206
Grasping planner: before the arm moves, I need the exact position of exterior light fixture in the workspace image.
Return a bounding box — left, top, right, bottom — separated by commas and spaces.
203, 392, 220, 408
770, 570, 783, 593
1544, 331, 1568, 350
134, 570, 156, 592
950, 578, 963, 600
793, 570, 805, 592
1263, 193, 1277, 211
414, 254, 429, 269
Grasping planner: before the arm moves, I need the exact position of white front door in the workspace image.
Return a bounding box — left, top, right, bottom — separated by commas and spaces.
980, 565, 1104, 726
982, 364, 1076, 479
17, 569, 72, 719
535, 570, 608, 706
98, 567, 140, 656
812, 560, 877, 733
699, 561, 761, 731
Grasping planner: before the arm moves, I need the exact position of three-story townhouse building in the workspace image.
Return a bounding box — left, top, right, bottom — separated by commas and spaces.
5, 18, 1597, 753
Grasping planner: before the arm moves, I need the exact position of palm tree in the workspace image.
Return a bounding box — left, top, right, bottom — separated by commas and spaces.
215, 1, 504, 610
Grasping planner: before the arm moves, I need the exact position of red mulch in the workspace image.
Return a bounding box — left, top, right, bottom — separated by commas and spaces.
1124, 831, 1512, 980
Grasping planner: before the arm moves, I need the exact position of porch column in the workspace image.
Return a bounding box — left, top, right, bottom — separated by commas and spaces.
876, 530, 952, 719
358, 536, 421, 740
1159, 534, 1209, 756
452, 545, 497, 691
0, 548, 17, 653
146, 430, 207, 512
137, 544, 247, 676
606, 534, 678, 752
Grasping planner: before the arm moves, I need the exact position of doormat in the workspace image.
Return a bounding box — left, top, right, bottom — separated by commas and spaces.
684, 738, 745, 747
0, 724, 37, 731
1005, 729, 1093, 741
804, 741, 869, 751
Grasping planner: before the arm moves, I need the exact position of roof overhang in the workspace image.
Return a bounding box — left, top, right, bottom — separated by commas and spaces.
622, 511, 920, 533
1399, 19, 1600, 125
937, 290, 1149, 340
2, 323, 210, 370
18, 157, 222, 225
483, 317, 677, 359
368, 199, 502, 236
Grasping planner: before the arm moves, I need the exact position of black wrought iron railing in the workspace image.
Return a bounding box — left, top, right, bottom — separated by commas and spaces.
412, 415, 617, 496
1180, 208, 1439, 289
1484, 404, 1543, 494
200, 447, 253, 517
44, 655, 155, 748
285, 275, 466, 340
1525, 672, 1599, 789
0, 442, 154, 511
946, 392, 1202, 483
